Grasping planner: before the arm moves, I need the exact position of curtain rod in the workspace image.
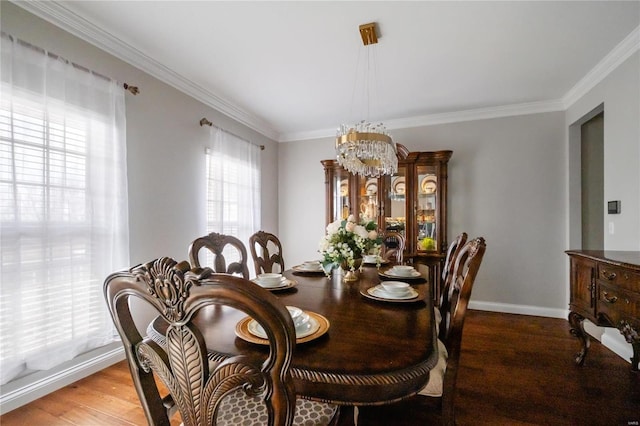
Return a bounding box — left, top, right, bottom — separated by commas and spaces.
2, 32, 138, 95
199, 118, 265, 150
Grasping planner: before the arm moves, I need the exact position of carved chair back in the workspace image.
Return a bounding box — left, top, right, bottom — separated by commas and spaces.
104, 257, 298, 426
381, 231, 406, 264
249, 231, 285, 276
437, 237, 486, 424
439, 232, 468, 316
189, 232, 250, 279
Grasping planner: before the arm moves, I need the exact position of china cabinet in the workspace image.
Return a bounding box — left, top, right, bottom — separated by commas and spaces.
322, 147, 452, 300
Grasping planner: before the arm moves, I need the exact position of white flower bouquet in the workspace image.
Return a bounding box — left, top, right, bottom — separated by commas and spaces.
318, 215, 382, 274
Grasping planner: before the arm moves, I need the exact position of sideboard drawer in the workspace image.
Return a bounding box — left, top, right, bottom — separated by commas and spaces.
598, 281, 640, 327
597, 264, 640, 293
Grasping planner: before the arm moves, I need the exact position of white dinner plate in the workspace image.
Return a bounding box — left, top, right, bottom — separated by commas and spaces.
247, 316, 319, 339
291, 264, 324, 273
362, 258, 389, 265
250, 277, 297, 290
380, 270, 422, 279
367, 285, 419, 300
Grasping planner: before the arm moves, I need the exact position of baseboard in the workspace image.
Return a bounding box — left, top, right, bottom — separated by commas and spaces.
469, 300, 632, 365
469, 300, 569, 319
0, 344, 125, 414
602, 330, 633, 364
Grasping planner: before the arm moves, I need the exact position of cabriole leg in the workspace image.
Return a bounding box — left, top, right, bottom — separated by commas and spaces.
619, 321, 639, 372
568, 311, 590, 366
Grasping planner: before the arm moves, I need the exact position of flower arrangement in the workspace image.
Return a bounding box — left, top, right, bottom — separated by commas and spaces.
318, 215, 382, 273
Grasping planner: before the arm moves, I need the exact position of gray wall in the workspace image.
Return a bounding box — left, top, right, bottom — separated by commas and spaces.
565, 51, 640, 360
1, 3, 280, 410
279, 113, 568, 315
2, 2, 280, 267
567, 52, 640, 251
2, 0, 639, 408
278, 51, 640, 324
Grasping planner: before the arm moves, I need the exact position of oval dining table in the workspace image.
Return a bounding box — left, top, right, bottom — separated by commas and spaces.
149, 264, 438, 406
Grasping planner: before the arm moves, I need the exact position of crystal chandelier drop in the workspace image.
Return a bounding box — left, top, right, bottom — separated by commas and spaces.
336, 23, 397, 178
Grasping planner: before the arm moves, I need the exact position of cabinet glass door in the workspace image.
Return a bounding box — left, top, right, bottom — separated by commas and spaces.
416, 165, 438, 252
382, 165, 407, 236
356, 176, 379, 223
332, 169, 351, 222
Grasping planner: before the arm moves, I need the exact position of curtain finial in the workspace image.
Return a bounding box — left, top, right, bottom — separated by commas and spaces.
123, 83, 139, 95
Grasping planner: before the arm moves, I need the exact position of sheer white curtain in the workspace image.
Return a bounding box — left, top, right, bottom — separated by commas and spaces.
0, 33, 129, 384
206, 126, 260, 260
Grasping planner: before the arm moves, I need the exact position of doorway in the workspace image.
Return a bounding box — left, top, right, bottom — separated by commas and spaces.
568, 103, 604, 250
581, 112, 604, 250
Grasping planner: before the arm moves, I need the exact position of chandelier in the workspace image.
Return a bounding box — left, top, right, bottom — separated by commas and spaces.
336, 22, 397, 178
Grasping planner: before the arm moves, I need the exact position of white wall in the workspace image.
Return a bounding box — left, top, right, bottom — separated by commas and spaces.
279, 112, 568, 316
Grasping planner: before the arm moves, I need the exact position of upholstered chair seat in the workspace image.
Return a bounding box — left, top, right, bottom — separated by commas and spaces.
217, 390, 337, 426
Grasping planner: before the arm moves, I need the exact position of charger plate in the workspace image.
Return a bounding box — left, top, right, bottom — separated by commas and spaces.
236, 311, 330, 345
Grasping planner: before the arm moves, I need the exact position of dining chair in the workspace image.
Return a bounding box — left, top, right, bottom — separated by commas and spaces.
439, 232, 468, 312
188, 232, 250, 279
356, 237, 487, 426
249, 230, 285, 276
381, 231, 406, 264
104, 257, 339, 426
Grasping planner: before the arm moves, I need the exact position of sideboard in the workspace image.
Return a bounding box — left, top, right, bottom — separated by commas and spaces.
566, 250, 640, 371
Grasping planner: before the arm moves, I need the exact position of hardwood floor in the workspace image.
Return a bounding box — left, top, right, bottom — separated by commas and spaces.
2, 310, 638, 425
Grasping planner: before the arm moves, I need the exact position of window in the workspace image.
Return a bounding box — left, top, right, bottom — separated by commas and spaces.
0, 34, 129, 384
205, 126, 260, 265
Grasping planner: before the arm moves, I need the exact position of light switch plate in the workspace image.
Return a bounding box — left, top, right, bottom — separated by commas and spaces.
607, 200, 621, 214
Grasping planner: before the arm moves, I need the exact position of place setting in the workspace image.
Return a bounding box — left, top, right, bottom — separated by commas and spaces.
379, 264, 423, 280
291, 260, 326, 275
235, 305, 330, 345
361, 281, 421, 303
251, 272, 297, 291
361, 254, 390, 267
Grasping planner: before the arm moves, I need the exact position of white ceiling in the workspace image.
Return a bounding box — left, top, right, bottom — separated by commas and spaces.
19, 1, 640, 141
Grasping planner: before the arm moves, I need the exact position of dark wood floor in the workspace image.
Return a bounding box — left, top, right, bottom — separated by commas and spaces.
2, 310, 639, 425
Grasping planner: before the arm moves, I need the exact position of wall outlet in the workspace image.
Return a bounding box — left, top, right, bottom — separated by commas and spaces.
608, 222, 615, 234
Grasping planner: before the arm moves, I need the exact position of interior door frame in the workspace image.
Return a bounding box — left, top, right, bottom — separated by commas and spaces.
568, 103, 604, 250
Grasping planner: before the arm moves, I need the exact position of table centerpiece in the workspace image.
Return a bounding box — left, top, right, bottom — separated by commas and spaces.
318, 215, 382, 282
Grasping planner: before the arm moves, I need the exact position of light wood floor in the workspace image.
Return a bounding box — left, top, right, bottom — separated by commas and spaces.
2, 310, 639, 425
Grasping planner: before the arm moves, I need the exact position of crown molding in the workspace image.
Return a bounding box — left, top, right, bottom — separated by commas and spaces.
279, 99, 565, 142
12, 0, 280, 141
563, 25, 640, 109
12, 2, 638, 144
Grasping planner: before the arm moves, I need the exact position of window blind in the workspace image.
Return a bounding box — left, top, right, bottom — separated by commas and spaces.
0, 33, 129, 384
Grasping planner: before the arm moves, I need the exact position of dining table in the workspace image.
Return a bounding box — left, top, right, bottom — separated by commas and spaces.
149, 263, 438, 406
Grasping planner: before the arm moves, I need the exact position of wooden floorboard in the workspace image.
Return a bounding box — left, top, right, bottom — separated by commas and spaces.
2, 310, 639, 425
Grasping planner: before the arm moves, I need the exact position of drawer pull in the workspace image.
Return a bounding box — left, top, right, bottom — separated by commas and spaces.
601, 270, 617, 280
602, 292, 618, 303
